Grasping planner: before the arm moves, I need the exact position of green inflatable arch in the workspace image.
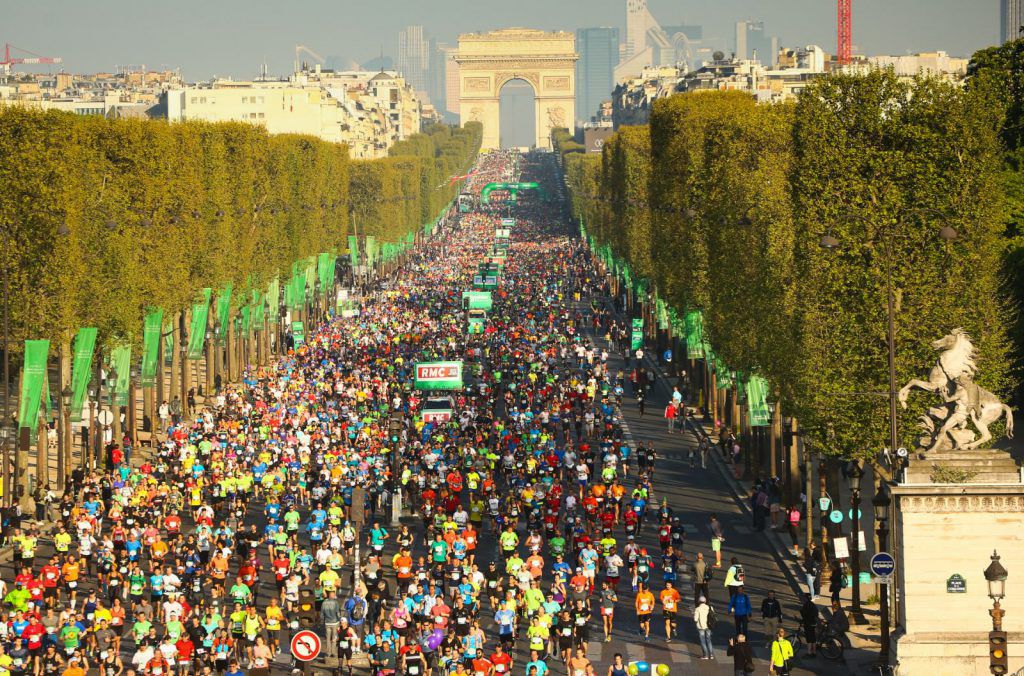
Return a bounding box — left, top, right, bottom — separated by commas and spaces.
480, 182, 547, 204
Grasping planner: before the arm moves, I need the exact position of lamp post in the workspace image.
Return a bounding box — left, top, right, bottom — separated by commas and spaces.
1, 227, 10, 509
819, 217, 958, 479
847, 460, 865, 619
58, 385, 72, 490
872, 480, 892, 668
767, 398, 778, 482
985, 550, 1009, 675
0, 422, 11, 507
179, 341, 188, 420
87, 383, 97, 471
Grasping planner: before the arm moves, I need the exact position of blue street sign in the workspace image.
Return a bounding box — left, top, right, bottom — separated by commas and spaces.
848, 508, 863, 520
663, 349, 672, 362
829, 510, 844, 524
870, 552, 896, 578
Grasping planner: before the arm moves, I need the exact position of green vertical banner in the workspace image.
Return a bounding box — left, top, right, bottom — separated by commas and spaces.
187, 288, 212, 360
746, 375, 771, 426
656, 298, 668, 329
348, 235, 359, 267
17, 340, 49, 430
684, 310, 705, 359
292, 321, 305, 347
240, 306, 251, 334
631, 318, 644, 351
288, 261, 305, 310
216, 285, 232, 337
406, 232, 415, 245
713, 352, 732, 389
140, 308, 164, 387
318, 252, 335, 295
304, 257, 317, 293
70, 327, 97, 423
110, 345, 131, 407
266, 278, 280, 322
366, 236, 377, 267
251, 290, 265, 328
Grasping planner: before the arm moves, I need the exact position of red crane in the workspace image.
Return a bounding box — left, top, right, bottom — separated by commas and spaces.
837, 0, 852, 65
1, 43, 63, 74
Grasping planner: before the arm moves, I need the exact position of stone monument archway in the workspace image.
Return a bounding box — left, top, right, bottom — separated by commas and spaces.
455, 28, 578, 151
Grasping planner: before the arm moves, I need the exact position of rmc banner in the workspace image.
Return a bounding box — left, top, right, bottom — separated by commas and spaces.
413, 361, 464, 391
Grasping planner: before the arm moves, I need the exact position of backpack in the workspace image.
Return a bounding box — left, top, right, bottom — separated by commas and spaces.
350, 598, 366, 621
703, 566, 714, 583
706, 606, 717, 629
840, 574, 850, 589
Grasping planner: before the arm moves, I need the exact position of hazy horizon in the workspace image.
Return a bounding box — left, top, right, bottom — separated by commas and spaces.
4, 0, 1000, 81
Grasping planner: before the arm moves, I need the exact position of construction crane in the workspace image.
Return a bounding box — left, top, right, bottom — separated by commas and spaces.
1, 43, 62, 74
837, 0, 852, 65
294, 44, 325, 73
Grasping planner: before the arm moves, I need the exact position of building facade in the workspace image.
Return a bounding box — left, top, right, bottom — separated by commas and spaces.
165, 67, 421, 158
1003, 0, 1024, 43
576, 27, 619, 126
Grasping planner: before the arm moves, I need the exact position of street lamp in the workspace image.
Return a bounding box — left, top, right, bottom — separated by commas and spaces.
985, 550, 1009, 674
847, 460, 865, 618
872, 480, 892, 668
59, 385, 72, 489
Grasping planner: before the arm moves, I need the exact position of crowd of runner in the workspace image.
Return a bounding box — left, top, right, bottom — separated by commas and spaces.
0, 149, 847, 676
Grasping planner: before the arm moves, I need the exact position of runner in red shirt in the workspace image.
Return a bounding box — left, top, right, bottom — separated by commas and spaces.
471, 655, 494, 676
39, 559, 60, 602
21, 615, 46, 653
164, 512, 182, 541
490, 646, 513, 676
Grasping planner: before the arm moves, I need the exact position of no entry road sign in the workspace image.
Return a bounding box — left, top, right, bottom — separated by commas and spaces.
291, 629, 321, 661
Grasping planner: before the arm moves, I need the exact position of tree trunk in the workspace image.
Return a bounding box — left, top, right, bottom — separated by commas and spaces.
169, 311, 181, 421
226, 314, 237, 382
60, 342, 71, 489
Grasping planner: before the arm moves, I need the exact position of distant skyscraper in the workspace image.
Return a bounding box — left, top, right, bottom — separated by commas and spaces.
735, 20, 776, 66
1003, 0, 1024, 43
577, 27, 619, 125
616, 0, 703, 81
398, 25, 430, 98
440, 45, 460, 118
427, 41, 458, 119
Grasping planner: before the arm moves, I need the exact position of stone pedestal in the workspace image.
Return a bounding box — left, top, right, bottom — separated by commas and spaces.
893, 450, 1024, 675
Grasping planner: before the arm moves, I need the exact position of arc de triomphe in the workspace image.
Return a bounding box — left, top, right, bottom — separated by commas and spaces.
455, 29, 578, 151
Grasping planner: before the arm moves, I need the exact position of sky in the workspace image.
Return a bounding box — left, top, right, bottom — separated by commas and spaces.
3, 0, 1001, 81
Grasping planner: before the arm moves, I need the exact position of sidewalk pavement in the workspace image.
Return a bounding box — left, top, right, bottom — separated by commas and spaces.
633, 346, 888, 674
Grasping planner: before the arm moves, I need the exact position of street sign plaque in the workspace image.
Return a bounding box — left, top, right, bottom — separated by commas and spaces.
870, 552, 896, 578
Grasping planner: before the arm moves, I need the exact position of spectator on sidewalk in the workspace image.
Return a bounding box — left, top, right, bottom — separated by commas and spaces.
802, 553, 820, 600
826, 599, 851, 650
727, 634, 755, 675
799, 594, 820, 657
761, 590, 783, 648
692, 552, 710, 602
828, 561, 846, 604
769, 628, 794, 675
663, 402, 677, 433
786, 505, 802, 556
693, 596, 715, 660
708, 515, 725, 568
727, 585, 751, 637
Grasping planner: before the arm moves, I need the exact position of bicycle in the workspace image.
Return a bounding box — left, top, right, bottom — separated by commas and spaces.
788, 619, 845, 661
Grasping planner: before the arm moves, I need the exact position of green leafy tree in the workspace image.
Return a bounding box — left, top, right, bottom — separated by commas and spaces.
789, 70, 1012, 459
